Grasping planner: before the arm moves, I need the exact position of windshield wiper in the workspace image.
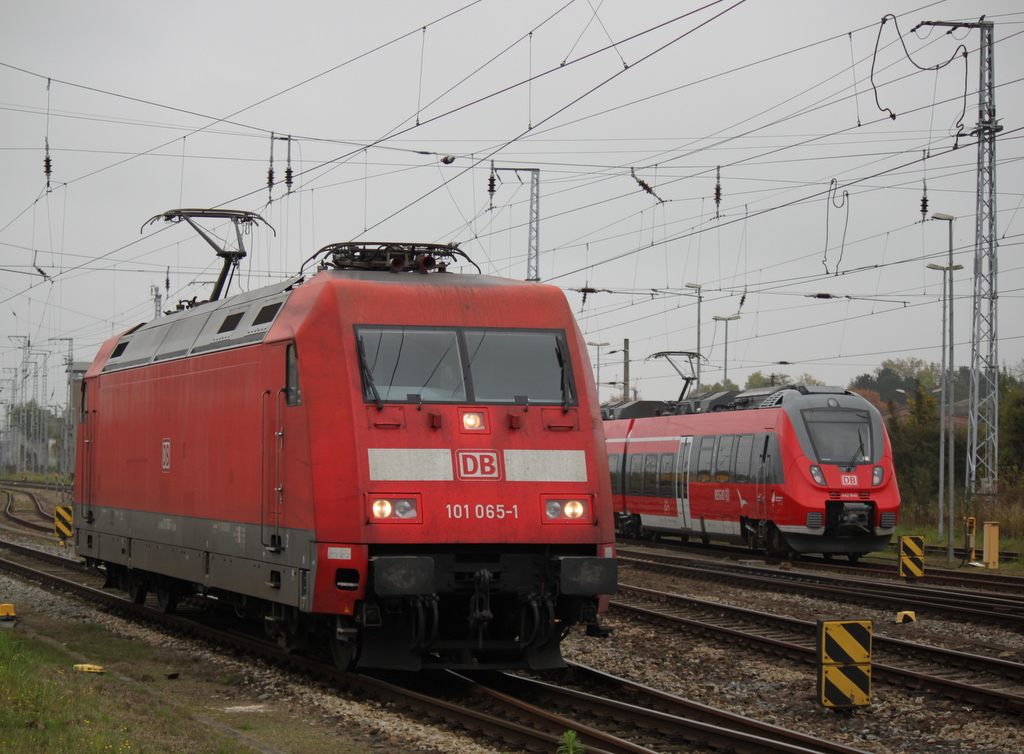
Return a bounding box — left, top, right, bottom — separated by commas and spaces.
357, 337, 383, 411
845, 431, 865, 470
554, 339, 571, 413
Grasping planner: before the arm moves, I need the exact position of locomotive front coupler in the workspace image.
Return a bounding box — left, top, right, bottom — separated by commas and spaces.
468, 568, 494, 630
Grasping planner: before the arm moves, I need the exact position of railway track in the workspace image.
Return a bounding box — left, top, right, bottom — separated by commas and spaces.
0, 538, 872, 754
617, 546, 1024, 623
612, 583, 1024, 715
618, 538, 1024, 591
1, 486, 55, 534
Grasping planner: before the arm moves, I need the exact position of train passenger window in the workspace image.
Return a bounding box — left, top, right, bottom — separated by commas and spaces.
715, 436, 735, 482
677, 438, 691, 499
695, 436, 714, 483
608, 453, 623, 495
658, 453, 675, 497
734, 435, 754, 483
286, 344, 301, 406
627, 454, 643, 495
643, 454, 660, 496
757, 434, 785, 484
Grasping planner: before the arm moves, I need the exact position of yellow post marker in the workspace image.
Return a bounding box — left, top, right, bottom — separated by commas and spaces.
964, 517, 977, 563
983, 522, 1000, 570
0, 603, 17, 628
816, 618, 872, 709
898, 535, 925, 581
54, 505, 74, 542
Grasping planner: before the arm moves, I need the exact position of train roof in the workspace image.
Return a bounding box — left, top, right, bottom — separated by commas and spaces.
94, 262, 566, 375
601, 384, 855, 420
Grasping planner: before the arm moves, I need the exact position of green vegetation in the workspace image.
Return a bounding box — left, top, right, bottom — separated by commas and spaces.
557, 729, 586, 754
851, 358, 1024, 546
0, 630, 250, 753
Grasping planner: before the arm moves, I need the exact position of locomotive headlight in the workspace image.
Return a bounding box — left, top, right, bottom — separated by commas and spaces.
461, 411, 486, 431
809, 465, 826, 486
393, 499, 416, 518
544, 497, 590, 522
563, 500, 585, 518
872, 466, 884, 486
370, 497, 420, 521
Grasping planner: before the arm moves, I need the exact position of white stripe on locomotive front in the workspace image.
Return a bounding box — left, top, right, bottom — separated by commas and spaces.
367, 448, 589, 482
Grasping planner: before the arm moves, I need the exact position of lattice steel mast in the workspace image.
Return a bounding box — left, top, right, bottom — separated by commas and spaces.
917, 18, 1001, 495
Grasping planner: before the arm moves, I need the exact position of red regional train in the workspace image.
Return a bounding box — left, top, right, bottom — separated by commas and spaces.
74, 226, 617, 671
603, 385, 900, 560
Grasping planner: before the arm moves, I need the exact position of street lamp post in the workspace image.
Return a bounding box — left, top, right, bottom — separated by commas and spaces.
930, 212, 959, 563
587, 341, 610, 404
685, 282, 703, 389
712, 314, 740, 388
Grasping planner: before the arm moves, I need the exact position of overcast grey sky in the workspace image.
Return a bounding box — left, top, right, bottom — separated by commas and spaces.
2, 0, 1023, 407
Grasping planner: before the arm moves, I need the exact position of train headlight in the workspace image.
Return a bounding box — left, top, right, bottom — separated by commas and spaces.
563, 500, 585, 518
369, 496, 420, 522
872, 466, 884, 486
543, 497, 591, 522
809, 465, 826, 486
461, 411, 486, 431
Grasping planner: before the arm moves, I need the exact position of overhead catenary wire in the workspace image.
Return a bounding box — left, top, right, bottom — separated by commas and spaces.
3, 4, 1024, 391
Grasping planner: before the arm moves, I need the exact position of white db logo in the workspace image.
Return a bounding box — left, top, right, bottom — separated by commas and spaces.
455, 450, 501, 480
841, 474, 858, 486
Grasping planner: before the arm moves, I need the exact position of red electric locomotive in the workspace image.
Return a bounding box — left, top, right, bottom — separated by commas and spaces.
603, 384, 900, 560
74, 221, 616, 671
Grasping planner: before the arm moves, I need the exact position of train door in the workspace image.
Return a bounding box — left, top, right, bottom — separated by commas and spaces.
675, 438, 692, 528
261, 342, 299, 552
755, 434, 771, 518
78, 379, 96, 524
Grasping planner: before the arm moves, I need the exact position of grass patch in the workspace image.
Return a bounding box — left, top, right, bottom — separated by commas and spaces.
63, 621, 158, 666
0, 629, 252, 753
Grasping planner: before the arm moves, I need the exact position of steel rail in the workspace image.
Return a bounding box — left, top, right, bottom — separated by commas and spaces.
617, 550, 1024, 622
613, 585, 1024, 715
0, 542, 880, 753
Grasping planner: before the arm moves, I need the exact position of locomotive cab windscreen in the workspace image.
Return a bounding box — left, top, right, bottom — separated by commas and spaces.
799, 407, 877, 467
355, 325, 576, 406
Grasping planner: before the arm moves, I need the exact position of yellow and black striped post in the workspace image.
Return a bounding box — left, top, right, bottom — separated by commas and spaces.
54, 505, 73, 543
964, 517, 977, 562
816, 618, 871, 710
898, 535, 925, 581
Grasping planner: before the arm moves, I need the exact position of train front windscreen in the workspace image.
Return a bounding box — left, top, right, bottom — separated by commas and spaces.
355, 325, 576, 406
799, 407, 876, 466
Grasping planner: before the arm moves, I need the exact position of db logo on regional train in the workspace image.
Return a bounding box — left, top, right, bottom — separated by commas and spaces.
455, 450, 501, 480
841, 474, 858, 486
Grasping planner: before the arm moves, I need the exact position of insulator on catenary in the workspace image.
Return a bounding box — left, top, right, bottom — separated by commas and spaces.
713, 166, 722, 215
44, 137, 52, 186
284, 136, 293, 190
487, 172, 496, 196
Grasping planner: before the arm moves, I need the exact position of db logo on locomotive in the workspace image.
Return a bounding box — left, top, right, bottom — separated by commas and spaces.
455, 450, 502, 480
